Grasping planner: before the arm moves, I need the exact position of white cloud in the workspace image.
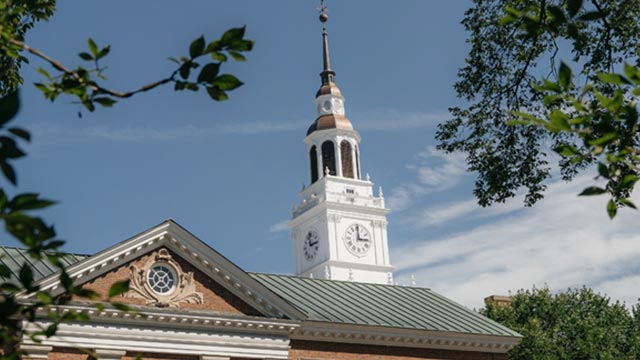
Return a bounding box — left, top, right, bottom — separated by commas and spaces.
391, 174, 640, 309
218, 121, 305, 134
269, 219, 289, 233
356, 111, 446, 131
387, 147, 467, 211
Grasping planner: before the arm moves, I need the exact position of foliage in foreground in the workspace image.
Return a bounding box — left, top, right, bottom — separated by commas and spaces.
0, 1, 254, 358
483, 287, 640, 360
439, 0, 640, 217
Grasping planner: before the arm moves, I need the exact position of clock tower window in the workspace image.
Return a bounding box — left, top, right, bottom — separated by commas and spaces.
310, 145, 319, 183
340, 140, 354, 178
321, 141, 337, 176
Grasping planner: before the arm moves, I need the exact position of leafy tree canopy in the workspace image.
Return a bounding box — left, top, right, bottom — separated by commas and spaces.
438, 0, 640, 217
483, 287, 640, 360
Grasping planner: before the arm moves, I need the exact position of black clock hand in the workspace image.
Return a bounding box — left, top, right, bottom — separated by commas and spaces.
309, 240, 318, 247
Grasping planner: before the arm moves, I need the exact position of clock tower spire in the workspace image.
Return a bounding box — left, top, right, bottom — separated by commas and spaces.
289, 2, 393, 285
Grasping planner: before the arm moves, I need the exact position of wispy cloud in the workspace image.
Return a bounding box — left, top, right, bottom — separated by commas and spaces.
387, 147, 468, 211
218, 121, 305, 134
269, 219, 289, 233
391, 174, 640, 309
27, 110, 447, 142
356, 111, 447, 131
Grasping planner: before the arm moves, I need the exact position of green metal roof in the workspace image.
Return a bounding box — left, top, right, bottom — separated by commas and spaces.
250, 272, 520, 337
0, 246, 519, 337
0, 246, 89, 284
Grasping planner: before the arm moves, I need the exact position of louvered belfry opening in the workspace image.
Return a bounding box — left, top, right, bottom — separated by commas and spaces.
321, 141, 337, 176
340, 140, 354, 178
310, 145, 319, 183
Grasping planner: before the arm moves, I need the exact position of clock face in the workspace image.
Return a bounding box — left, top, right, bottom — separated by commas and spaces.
344, 224, 371, 256
303, 229, 320, 261
322, 100, 332, 112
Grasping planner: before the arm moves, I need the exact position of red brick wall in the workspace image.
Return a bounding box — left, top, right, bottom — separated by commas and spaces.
288, 340, 508, 360
80, 248, 261, 316
48, 347, 91, 360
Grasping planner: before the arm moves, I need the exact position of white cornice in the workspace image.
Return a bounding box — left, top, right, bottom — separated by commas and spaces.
33, 304, 299, 335
22, 319, 291, 360
292, 321, 521, 354
26, 220, 306, 321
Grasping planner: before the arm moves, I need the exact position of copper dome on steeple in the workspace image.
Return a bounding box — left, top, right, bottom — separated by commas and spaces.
307, 3, 354, 136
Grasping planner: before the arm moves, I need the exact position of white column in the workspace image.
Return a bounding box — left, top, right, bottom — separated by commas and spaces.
351, 141, 357, 179
316, 142, 323, 178
20, 344, 51, 360
94, 349, 126, 360
335, 139, 343, 177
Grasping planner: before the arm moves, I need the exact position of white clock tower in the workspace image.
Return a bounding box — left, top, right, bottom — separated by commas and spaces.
289, 5, 393, 284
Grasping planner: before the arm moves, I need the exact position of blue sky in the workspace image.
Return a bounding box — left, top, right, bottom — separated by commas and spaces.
4, 1, 640, 308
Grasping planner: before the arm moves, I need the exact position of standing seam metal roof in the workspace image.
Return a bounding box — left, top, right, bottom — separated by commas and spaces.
250, 272, 520, 337
0, 246, 519, 338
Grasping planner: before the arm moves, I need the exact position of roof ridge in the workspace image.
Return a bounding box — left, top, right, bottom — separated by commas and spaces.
0, 245, 90, 258
249, 272, 432, 290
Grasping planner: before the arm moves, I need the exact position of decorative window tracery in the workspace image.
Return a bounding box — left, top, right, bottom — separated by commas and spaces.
124, 248, 203, 308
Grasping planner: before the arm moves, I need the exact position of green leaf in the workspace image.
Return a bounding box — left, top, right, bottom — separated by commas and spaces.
0, 264, 11, 278
221, 26, 246, 46
588, 132, 618, 146
87, 38, 99, 57
19, 263, 34, 289
211, 74, 243, 91
36, 291, 53, 304
620, 198, 637, 209
597, 73, 631, 85
558, 62, 572, 90
620, 175, 638, 188
189, 36, 205, 58
111, 302, 132, 312
578, 11, 603, 21
555, 144, 580, 157
0, 90, 20, 127
197, 63, 220, 83
579, 186, 606, 196
1, 162, 17, 185
228, 51, 246, 62
597, 162, 609, 178
8, 127, 31, 141
179, 63, 191, 80
617, 198, 637, 211
205, 40, 222, 53
210, 52, 227, 62
607, 199, 617, 218
567, 0, 583, 17
541, 79, 562, 93
549, 109, 571, 131
11, 193, 56, 210
97, 45, 110, 60
93, 97, 117, 107
37, 68, 51, 79
78, 52, 93, 61
108, 280, 130, 298
167, 57, 180, 64
206, 86, 228, 101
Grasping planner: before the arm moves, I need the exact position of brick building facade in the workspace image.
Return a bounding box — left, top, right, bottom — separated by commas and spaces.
7, 220, 520, 360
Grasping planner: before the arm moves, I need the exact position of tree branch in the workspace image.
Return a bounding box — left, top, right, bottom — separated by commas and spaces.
8, 38, 177, 99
